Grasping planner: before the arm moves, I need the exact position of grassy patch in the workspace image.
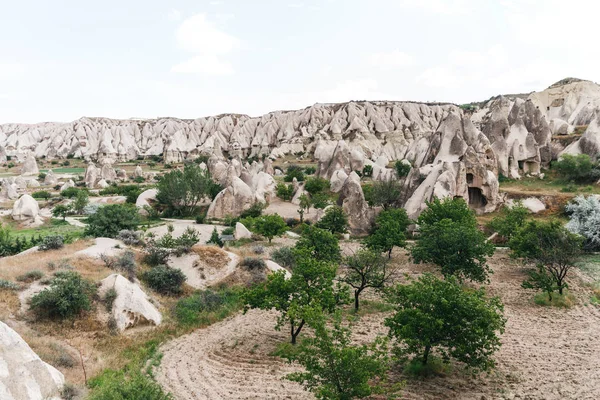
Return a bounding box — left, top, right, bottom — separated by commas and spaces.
576, 254, 600, 280
533, 291, 576, 308
173, 287, 243, 327
354, 300, 395, 316
403, 356, 451, 378
270, 341, 302, 360
39, 167, 85, 174
8, 218, 85, 241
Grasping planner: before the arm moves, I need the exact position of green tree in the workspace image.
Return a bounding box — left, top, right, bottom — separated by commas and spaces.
295, 226, 341, 263
394, 160, 411, 178
553, 154, 598, 183
509, 220, 583, 295
488, 201, 529, 242
30, 271, 97, 319
206, 227, 224, 247
385, 274, 505, 370
364, 208, 410, 258
412, 198, 494, 283
370, 179, 402, 210
284, 310, 390, 400
304, 177, 329, 195
342, 249, 395, 310
156, 164, 215, 216
316, 206, 348, 234
73, 189, 89, 214
243, 250, 343, 344
254, 214, 288, 243
284, 165, 305, 182
85, 204, 140, 238
521, 265, 558, 301
52, 204, 71, 221
276, 183, 294, 201
298, 193, 311, 223
311, 193, 331, 210
361, 165, 373, 178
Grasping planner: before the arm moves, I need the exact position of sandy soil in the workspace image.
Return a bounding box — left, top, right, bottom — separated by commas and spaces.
264, 199, 322, 222
157, 251, 600, 400
169, 248, 239, 290
148, 220, 224, 242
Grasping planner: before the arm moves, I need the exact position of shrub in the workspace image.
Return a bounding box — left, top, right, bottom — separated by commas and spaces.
0, 279, 20, 290
99, 184, 143, 204
310, 192, 331, 209
73, 190, 89, 214
394, 160, 411, 178
133, 176, 145, 183
142, 243, 171, 267
29, 271, 96, 319
195, 212, 207, 224
304, 166, 316, 175
241, 257, 266, 270
61, 187, 81, 199
370, 179, 402, 209
365, 208, 410, 258
32, 190, 52, 199
271, 246, 296, 269
554, 154, 600, 183
253, 214, 288, 243
116, 229, 142, 246
16, 270, 44, 283
222, 226, 235, 236
174, 288, 242, 326
240, 202, 265, 219
101, 251, 137, 281
284, 165, 305, 182
156, 164, 217, 216
85, 204, 140, 238
252, 245, 265, 254
362, 165, 373, 178
565, 195, 600, 250
38, 235, 65, 251
487, 201, 529, 242
88, 372, 172, 400
104, 288, 118, 312
38, 172, 47, 180
141, 265, 186, 295
315, 205, 348, 234
52, 204, 71, 220
206, 227, 224, 247
304, 177, 329, 195
276, 183, 294, 201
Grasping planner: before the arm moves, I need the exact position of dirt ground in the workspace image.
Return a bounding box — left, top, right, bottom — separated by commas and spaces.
156, 250, 600, 400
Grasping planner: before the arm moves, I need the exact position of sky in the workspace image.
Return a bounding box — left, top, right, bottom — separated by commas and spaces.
1, 0, 599, 123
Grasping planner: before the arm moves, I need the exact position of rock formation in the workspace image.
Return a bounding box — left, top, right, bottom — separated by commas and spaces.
338, 172, 374, 233
43, 170, 58, 186
12, 194, 41, 224
0, 321, 65, 400
234, 222, 253, 240
207, 166, 255, 219
20, 153, 39, 176
0, 179, 18, 200
99, 274, 162, 332
136, 188, 158, 209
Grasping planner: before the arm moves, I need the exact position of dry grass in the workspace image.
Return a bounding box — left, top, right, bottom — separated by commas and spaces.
192, 245, 230, 268
0, 289, 20, 319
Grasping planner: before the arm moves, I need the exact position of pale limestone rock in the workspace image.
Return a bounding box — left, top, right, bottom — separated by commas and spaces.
12, 195, 40, 222
330, 169, 348, 193
337, 172, 373, 233
136, 189, 158, 208
0, 179, 18, 200
207, 177, 254, 219
252, 171, 276, 203
234, 222, 253, 240
20, 153, 39, 176
60, 179, 75, 192
100, 162, 117, 182
84, 162, 99, 188
0, 320, 65, 400
43, 170, 58, 186
134, 165, 144, 178
99, 274, 162, 332
96, 179, 109, 189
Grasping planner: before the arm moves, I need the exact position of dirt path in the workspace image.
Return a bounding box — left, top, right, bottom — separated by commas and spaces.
157, 252, 600, 400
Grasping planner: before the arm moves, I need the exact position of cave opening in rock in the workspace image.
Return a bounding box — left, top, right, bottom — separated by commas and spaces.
466, 173, 474, 184
468, 187, 488, 208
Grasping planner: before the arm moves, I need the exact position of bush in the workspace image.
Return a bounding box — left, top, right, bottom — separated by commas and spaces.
284, 165, 305, 182
252, 245, 265, 254
0, 279, 20, 290
101, 251, 137, 281
61, 187, 81, 199
222, 226, 235, 236
116, 230, 142, 246
99, 184, 143, 204
241, 257, 266, 270
295, 225, 341, 263
104, 288, 118, 312
304, 166, 316, 175
362, 165, 373, 178
206, 227, 224, 247
141, 265, 186, 295
32, 190, 52, 200
554, 154, 600, 183
394, 160, 411, 178
240, 202, 265, 219
88, 372, 172, 400
304, 177, 329, 195
174, 288, 242, 326
30, 271, 96, 319
271, 246, 296, 269
315, 205, 348, 234
142, 243, 171, 267
369, 179, 402, 209
488, 201, 529, 242
38, 235, 65, 251
85, 204, 141, 238
16, 270, 44, 283
276, 183, 294, 201
566, 195, 600, 250
195, 212, 207, 224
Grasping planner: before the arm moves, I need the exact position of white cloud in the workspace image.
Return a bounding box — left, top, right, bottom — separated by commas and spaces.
0, 63, 26, 80
168, 9, 181, 21
368, 50, 415, 69
171, 13, 238, 76
400, 0, 472, 15
416, 66, 462, 89
288, 3, 304, 8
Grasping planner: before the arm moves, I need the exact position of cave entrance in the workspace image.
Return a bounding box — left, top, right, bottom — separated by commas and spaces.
466, 173, 474, 185
468, 187, 488, 208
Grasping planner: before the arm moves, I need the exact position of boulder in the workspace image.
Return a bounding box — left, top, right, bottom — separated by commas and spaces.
60, 179, 75, 192
43, 170, 58, 186
20, 153, 39, 176
84, 162, 99, 188
252, 171, 276, 203
234, 222, 253, 240
0, 145, 6, 164
99, 274, 162, 332
136, 189, 158, 208
329, 169, 348, 193
338, 172, 374, 233
134, 165, 144, 178
0, 180, 18, 200
520, 197, 546, 213
96, 179, 109, 189
207, 177, 254, 219
0, 320, 65, 400
12, 195, 40, 222
100, 162, 117, 182
26, 178, 40, 188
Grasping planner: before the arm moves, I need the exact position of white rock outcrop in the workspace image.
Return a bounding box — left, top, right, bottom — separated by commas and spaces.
12, 195, 41, 222
43, 170, 58, 186
20, 153, 39, 176
234, 222, 253, 240
99, 274, 162, 332
0, 320, 65, 400
136, 188, 158, 208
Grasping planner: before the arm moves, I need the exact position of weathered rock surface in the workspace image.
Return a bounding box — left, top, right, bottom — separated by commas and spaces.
136, 188, 158, 208
43, 170, 58, 186
12, 194, 40, 222
338, 172, 373, 233
99, 274, 162, 332
20, 153, 39, 176
0, 320, 65, 400
234, 222, 253, 240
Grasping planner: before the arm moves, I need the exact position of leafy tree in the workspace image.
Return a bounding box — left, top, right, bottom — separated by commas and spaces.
361, 165, 373, 178
30, 271, 97, 319
385, 274, 505, 370
553, 154, 599, 183
412, 197, 494, 283
52, 204, 71, 221
311, 193, 331, 210
304, 177, 330, 195
156, 164, 215, 216
276, 183, 294, 201
32, 190, 52, 200
85, 204, 140, 238
369, 179, 402, 210
61, 187, 81, 199
253, 214, 288, 243
141, 265, 187, 295
364, 208, 410, 258
73, 189, 89, 214
298, 194, 311, 223
488, 201, 529, 242
244, 250, 343, 344
283, 310, 390, 399
316, 206, 348, 234
394, 160, 411, 178
566, 195, 600, 250
509, 220, 583, 295
240, 202, 265, 218
342, 249, 395, 310
295, 225, 341, 263
521, 265, 558, 301
284, 165, 305, 182
206, 227, 224, 247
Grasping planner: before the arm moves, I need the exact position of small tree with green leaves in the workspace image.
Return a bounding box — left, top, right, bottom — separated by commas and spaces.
488, 201, 529, 242
30, 271, 97, 319
311, 193, 331, 210
85, 204, 140, 238
243, 249, 344, 344
206, 227, 224, 247
316, 206, 348, 234
284, 165, 305, 182
298, 194, 311, 223
553, 153, 599, 183
283, 310, 391, 400
342, 249, 395, 310
52, 204, 71, 221
73, 189, 89, 214
364, 208, 410, 258
276, 183, 294, 201
295, 225, 341, 264
394, 160, 411, 178
412, 198, 495, 283
509, 220, 583, 295
385, 274, 505, 370
304, 177, 329, 195
370, 179, 402, 210
156, 163, 216, 216
254, 214, 288, 243
521, 265, 558, 301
